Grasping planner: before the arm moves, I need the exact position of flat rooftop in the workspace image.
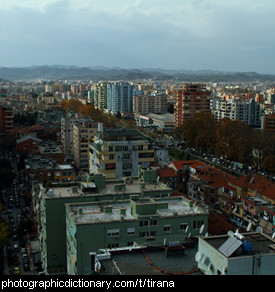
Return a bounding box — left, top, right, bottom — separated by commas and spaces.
202, 232, 275, 258
44, 178, 172, 199
100, 245, 201, 275
68, 197, 206, 224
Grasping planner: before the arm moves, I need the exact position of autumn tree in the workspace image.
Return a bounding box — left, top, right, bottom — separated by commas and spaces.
179, 112, 217, 153
216, 119, 253, 163
59, 99, 83, 113
263, 155, 275, 174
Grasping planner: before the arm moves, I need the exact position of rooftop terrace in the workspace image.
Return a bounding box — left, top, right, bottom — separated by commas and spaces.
67, 196, 206, 224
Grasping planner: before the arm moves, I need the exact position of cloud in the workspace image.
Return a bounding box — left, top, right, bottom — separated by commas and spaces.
0, 0, 274, 72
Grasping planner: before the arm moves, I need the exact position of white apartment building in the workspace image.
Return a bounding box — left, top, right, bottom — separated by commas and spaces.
213, 98, 261, 128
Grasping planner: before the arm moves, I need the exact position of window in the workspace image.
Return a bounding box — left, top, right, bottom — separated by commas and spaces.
107, 229, 120, 237
193, 220, 204, 229
139, 220, 149, 227
127, 228, 135, 235
107, 243, 119, 248
180, 223, 188, 231
163, 225, 171, 232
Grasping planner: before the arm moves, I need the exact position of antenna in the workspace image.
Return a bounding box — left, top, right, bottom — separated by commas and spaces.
129, 242, 137, 252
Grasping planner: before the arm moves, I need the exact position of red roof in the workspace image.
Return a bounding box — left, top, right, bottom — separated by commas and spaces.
230, 174, 275, 202
171, 160, 205, 170
158, 167, 177, 178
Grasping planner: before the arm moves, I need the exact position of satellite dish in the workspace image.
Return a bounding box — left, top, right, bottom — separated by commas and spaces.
195, 251, 202, 263
199, 224, 205, 234
272, 232, 275, 239
163, 238, 166, 246
185, 225, 189, 233
246, 222, 252, 232
207, 262, 212, 272
255, 226, 263, 233
221, 266, 226, 275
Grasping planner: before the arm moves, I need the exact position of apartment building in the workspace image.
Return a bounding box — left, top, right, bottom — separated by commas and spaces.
93, 82, 107, 110
72, 119, 99, 172
89, 128, 155, 179
107, 82, 134, 114
133, 93, 168, 114
213, 98, 261, 128
262, 113, 275, 131
66, 196, 208, 275
0, 104, 13, 133
197, 232, 275, 275
174, 84, 212, 128
61, 115, 94, 156
33, 169, 173, 274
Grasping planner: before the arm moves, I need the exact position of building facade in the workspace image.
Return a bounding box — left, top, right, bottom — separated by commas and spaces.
61, 115, 93, 156
133, 93, 168, 114
107, 82, 134, 114
66, 196, 208, 275
197, 232, 275, 275
213, 98, 261, 128
33, 169, 173, 274
94, 82, 107, 110
89, 128, 155, 179
174, 84, 212, 128
73, 120, 99, 171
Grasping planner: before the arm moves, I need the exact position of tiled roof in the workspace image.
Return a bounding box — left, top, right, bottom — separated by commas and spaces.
158, 167, 177, 178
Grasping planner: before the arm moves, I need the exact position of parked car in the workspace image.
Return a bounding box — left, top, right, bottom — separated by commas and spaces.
13, 266, 20, 275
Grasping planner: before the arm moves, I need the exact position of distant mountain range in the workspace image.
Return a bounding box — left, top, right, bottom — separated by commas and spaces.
0, 65, 275, 82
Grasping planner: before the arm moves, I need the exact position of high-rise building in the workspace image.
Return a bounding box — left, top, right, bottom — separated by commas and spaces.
174, 84, 212, 128
61, 115, 93, 155
94, 82, 107, 110
133, 93, 168, 114
0, 104, 14, 133
213, 98, 261, 128
73, 120, 99, 172
107, 82, 134, 114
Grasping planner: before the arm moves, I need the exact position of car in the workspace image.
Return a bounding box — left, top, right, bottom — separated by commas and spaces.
23, 263, 30, 271
13, 244, 19, 252
13, 266, 20, 275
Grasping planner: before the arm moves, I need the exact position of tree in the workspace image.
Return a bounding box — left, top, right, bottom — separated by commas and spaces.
216, 119, 252, 162
0, 220, 9, 246
179, 112, 217, 152
263, 155, 275, 174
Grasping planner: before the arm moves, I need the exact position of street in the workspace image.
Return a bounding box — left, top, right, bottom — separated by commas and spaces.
1, 151, 37, 275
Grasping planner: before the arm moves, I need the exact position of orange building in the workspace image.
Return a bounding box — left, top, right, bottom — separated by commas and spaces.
174, 83, 212, 128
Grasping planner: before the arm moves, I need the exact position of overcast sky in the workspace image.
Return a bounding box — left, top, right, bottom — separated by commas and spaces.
0, 0, 275, 73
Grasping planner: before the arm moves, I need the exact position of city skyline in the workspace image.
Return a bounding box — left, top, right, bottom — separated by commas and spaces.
0, 0, 275, 74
